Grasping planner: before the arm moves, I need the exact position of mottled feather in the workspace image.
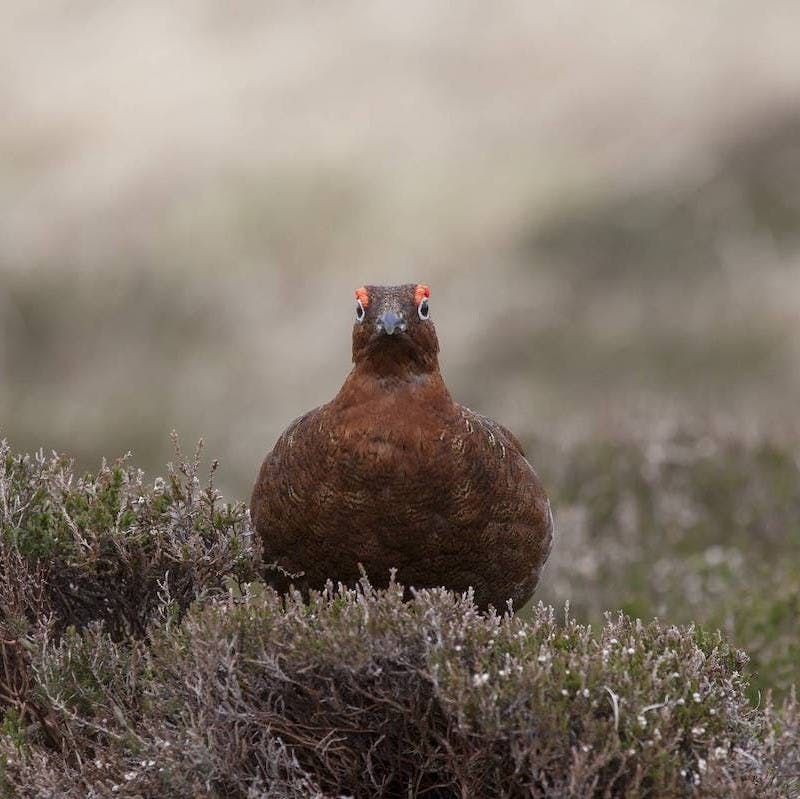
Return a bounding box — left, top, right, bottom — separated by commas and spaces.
251, 283, 553, 610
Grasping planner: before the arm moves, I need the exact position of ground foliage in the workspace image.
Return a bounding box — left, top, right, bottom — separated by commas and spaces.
537, 428, 800, 703
0, 437, 797, 798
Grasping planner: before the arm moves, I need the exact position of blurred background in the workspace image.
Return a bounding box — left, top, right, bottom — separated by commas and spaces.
2, 2, 800, 693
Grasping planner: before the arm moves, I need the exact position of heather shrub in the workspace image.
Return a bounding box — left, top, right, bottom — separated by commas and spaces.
538, 429, 800, 699
0, 435, 263, 786
2, 584, 799, 798
0, 436, 261, 638
0, 437, 797, 798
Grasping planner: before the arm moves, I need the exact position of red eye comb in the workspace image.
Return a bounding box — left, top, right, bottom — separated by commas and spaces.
414, 284, 430, 304
355, 286, 370, 306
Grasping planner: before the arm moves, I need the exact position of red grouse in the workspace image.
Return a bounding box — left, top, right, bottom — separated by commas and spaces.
251, 284, 553, 610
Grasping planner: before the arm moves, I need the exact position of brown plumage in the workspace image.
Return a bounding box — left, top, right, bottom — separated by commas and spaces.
250, 283, 553, 610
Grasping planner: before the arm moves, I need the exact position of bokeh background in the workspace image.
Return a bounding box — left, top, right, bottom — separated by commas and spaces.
2, 3, 800, 694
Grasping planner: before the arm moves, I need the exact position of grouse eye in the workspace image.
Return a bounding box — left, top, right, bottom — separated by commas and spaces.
417, 298, 430, 320
355, 299, 366, 323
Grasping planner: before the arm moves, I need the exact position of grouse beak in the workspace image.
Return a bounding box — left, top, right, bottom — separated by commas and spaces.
376, 310, 407, 336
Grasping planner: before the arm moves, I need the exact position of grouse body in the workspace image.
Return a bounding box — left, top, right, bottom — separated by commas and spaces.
250, 283, 553, 610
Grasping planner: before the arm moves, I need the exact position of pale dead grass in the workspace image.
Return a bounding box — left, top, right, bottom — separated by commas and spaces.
2, 2, 800, 491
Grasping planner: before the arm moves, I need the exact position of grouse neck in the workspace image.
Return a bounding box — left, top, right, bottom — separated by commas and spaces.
352, 346, 441, 381
342, 360, 451, 400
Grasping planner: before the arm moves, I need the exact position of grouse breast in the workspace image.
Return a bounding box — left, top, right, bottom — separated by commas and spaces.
251, 283, 553, 611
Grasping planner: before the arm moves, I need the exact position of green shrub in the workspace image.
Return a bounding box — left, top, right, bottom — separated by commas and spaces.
0, 436, 261, 638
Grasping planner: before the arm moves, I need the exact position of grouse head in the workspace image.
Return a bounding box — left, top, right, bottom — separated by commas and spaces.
352, 283, 440, 376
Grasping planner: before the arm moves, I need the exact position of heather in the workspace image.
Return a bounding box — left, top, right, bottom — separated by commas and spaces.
536, 429, 800, 704
0, 437, 798, 798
